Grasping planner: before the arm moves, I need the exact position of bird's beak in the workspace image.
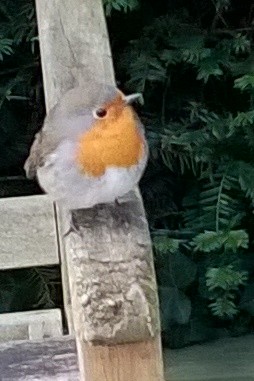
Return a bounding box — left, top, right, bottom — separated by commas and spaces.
123, 93, 144, 105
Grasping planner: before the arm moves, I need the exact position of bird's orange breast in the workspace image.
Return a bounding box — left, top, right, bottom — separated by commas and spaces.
75, 106, 144, 177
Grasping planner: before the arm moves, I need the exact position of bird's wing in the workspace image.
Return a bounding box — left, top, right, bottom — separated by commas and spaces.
24, 109, 62, 179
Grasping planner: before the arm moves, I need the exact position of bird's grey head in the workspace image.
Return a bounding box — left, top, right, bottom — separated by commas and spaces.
46, 82, 142, 140
47, 83, 119, 139
58, 83, 119, 116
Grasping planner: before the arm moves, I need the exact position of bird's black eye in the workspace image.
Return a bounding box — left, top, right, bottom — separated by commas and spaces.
94, 108, 107, 119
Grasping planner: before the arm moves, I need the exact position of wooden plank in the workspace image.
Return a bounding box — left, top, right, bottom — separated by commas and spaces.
62, 194, 164, 381
0, 309, 62, 343
0, 336, 79, 381
0, 195, 59, 269
34, 0, 163, 380
80, 336, 163, 381
35, 0, 114, 113
54, 204, 74, 333
1, 335, 254, 380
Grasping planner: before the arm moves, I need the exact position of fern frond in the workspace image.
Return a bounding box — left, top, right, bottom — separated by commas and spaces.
234, 75, 254, 91
236, 161, 254, 200
206, 264, 248, 318
192, 230, 249, 253
0, 37, 13, 60
196, 57, 224, 83
103, 0, 139, 16
209, 296, 238, 318
153, 236, 180, 254
183, 163, 245, 232
127, 54, 166, 91
230, 111, 254, 128
231, 34, 251, 55
11, 2, 36, 44
206, 265, 248, 291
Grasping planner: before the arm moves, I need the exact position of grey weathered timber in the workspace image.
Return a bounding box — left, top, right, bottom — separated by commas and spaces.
0, 195, 59, 269
0, 309, 62, 343
35, 0, 114, 113
1, 335, 254, 381
0, 336, 79, 381
62, 191, 160, 343
35, 0, 163, 380
54, 204, 74, 333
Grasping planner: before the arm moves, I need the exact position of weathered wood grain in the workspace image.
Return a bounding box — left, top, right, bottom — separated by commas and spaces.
1, 335, 254, 380
62, 191, 160, 343
0, 309, 62, 343
81, 336, 163, 381
54, 203, 74, 333
0, 336, 79, 381
35, 0, 115, 113
35, 0, 163, 380
0, 195, 59, 269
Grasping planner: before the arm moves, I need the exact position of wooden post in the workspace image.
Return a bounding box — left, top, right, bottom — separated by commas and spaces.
35, 0, 164, 380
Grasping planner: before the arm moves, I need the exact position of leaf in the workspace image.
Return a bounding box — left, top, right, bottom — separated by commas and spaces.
0, 268, 55, 313
206, 265, 248, 291
184, 164, 245, 232
192, 230, 249, 253
209, 296, 238, 318
103, 0, 139, 15
192, 231, 224, 252
0, 37, 13, 60
159, 286, 191, 326
237, 161, 254, 200
127, 54, 166, 91
215, 0, 231, 11
234, 75, 254, 91
230, 111, 254, 128
224, 230, 249, 252
196, 58, 223, 83
160, 49, 180, 65
182, 48, 211, 65
156, 251, 197, 290
153, 236, 179, 254
231, 34, 251, 55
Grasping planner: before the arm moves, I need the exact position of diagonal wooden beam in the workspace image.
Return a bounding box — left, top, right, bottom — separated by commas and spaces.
35, 0, 164, 380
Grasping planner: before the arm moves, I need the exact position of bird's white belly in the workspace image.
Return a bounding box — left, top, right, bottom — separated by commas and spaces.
37, 140, 146, 210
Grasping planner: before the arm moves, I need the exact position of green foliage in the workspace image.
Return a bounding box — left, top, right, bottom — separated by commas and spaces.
0, 37, 13, 60
234, 75, 254, 91
110, 0, 254, 346
206, 265, 247, 292
209, 295, 238, 318
1, 0, 254, 349
206, 265, 248, 318
192, 230, 249, 253
103, 0, 139, 16
153, 236, 179, 254
0, 0, 43, 175
160, 286, 191, 326
0, 267, 61, 313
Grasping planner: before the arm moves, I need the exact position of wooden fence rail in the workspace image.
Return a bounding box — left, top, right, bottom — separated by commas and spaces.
1, 1, 253, 381
0, 0, 164, 380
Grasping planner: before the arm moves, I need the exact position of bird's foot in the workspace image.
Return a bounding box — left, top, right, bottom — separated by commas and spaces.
111, 199, 130, 229
63, 211, 83, 238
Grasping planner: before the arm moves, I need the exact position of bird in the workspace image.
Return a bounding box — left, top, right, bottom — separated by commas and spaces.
24, 83, 149, 228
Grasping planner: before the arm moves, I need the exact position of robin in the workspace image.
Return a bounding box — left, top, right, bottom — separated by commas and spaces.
24, 83, 148, 220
